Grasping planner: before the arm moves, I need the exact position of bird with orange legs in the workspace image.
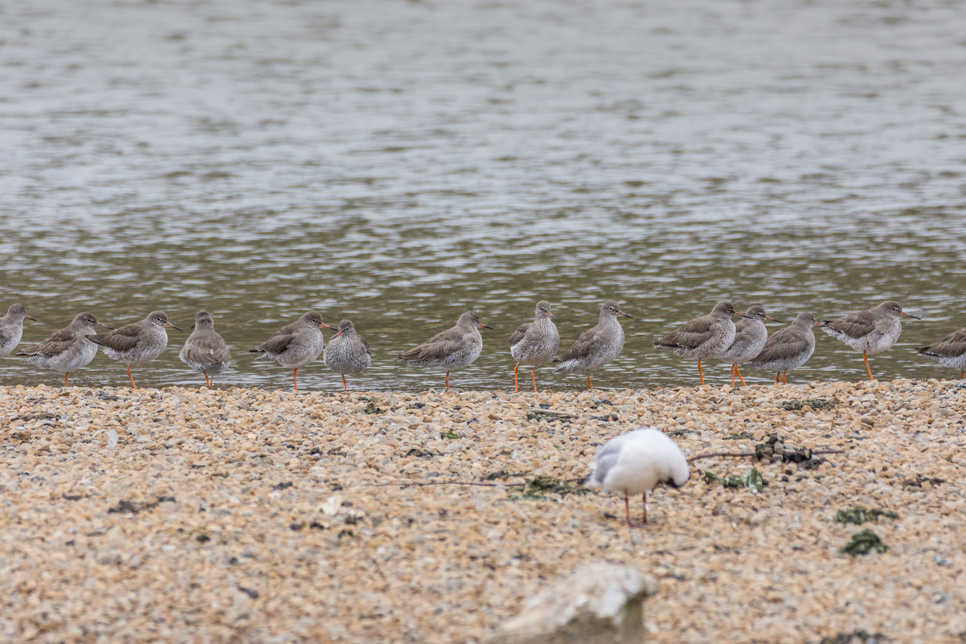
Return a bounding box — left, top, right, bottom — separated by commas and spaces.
324, 319, 372, 392
717, 305, 781, 387
399, 311, 491, 391
654, 301, 746, 386
508, 300, 559, 392
18, 312, 113, 386
250, 311, 333, 393
746, 312, 820, 384
553, 300, 632, 390
180, 310, 231, 388
821, 301, 919, 381
88, 311, 181, 389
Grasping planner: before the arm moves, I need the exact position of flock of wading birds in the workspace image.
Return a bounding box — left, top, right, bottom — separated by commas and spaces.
2, 298, 966, 393
2, 299, 963, 526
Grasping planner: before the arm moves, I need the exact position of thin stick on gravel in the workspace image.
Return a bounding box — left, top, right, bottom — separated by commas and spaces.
357, 481, 514, 489
526, 408, 578, 417
687, 448, 845, 462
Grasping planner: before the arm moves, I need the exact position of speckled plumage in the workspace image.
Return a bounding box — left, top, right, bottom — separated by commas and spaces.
0, 303, 36, 358
88, 311, 181, 388
586, 427, 690, 526
917, 327, 966, 378
746, 312, 819, 384
180, 311, 231, 387
399, 311, 491, 391
654, 301, 742, 386
250, 311, 332, 393
324, 319, 372, 391
717, 306, 780, 386
508, 301, 559, 392
18, 312, 112, 386
553, 301, 632, 390
821, 301, 919, 381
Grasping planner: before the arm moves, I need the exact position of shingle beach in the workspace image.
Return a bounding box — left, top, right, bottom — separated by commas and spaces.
1, 380, 964, 643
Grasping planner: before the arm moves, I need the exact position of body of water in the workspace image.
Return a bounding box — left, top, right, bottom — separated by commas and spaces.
2, 0, 965, 390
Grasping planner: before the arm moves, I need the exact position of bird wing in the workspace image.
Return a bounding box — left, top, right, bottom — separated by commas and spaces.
252, 328, 296, 355
587, 433, 636, 486
750, 327, 810, 364
399, 335, 464, 362
822, 309, 877, 339
88, 323, 142, 352
918, 328, 966, 357
17, 328, 79, 357
507, 323, 530, 347
183, 334, 231, 366
560, 324, 608, 361
399, 326, 464, 362
0, 325, 16, 348
732, 318, 755, 341
359, 333, 372, 357
654, 315, 713, 349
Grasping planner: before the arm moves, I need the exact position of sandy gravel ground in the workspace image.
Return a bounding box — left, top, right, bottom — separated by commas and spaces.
1, 380, 964, 644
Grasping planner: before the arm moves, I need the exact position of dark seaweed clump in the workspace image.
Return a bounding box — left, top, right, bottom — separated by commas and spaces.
841, 529, 888, 556
835, 508, 899, 525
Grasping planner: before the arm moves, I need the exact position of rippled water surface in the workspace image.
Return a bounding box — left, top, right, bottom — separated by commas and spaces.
2, 0, 966, 391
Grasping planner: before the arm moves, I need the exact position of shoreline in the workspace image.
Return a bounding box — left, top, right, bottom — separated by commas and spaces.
2, 380, 964, 643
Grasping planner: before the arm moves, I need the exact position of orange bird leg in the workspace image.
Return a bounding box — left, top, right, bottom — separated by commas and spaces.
127, 365, 138, 389
624, 492, 632, 526
293, 368, 299, 393
775, 372, 780, 384
513, 363, 520, 392
530, 367, 538, 393
64, 372, 69, 388
587, 374, 593, 390
735, 365, 746, 386
641, 492, 648, 525
730, 365, 735, 388
782, 371, 788, 385
342, 374, 348, 392
863, 350, 874, 382
445, 371, 450, 391
698, 359, 705, 386
961, 370, 964, 379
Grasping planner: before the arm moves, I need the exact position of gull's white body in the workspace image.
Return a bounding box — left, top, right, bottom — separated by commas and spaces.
586, 428, 689, 525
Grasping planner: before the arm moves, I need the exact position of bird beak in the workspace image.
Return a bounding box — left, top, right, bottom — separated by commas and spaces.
765, 316, 783, 323
319, 322, 334, 329
901, 312, 921, 320
617, 311, 634, 319
479, 323, 493, 330
166, 322, 183, 331
814, 321, 822, 327
332, 330, 344, 338
96, 323, 115, 330
190, 325, 196, 329
547, 312, 557, 320
733, 313, 750, 319
25, 314, 37, 322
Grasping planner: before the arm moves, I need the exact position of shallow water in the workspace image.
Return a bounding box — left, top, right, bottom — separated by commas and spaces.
2, 0, 966, 391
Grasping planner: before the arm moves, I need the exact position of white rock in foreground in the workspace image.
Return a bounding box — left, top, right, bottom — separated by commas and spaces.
489, 563, 660, 644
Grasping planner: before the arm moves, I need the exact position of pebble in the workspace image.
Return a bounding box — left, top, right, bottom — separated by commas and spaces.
0, 380, 964, 642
